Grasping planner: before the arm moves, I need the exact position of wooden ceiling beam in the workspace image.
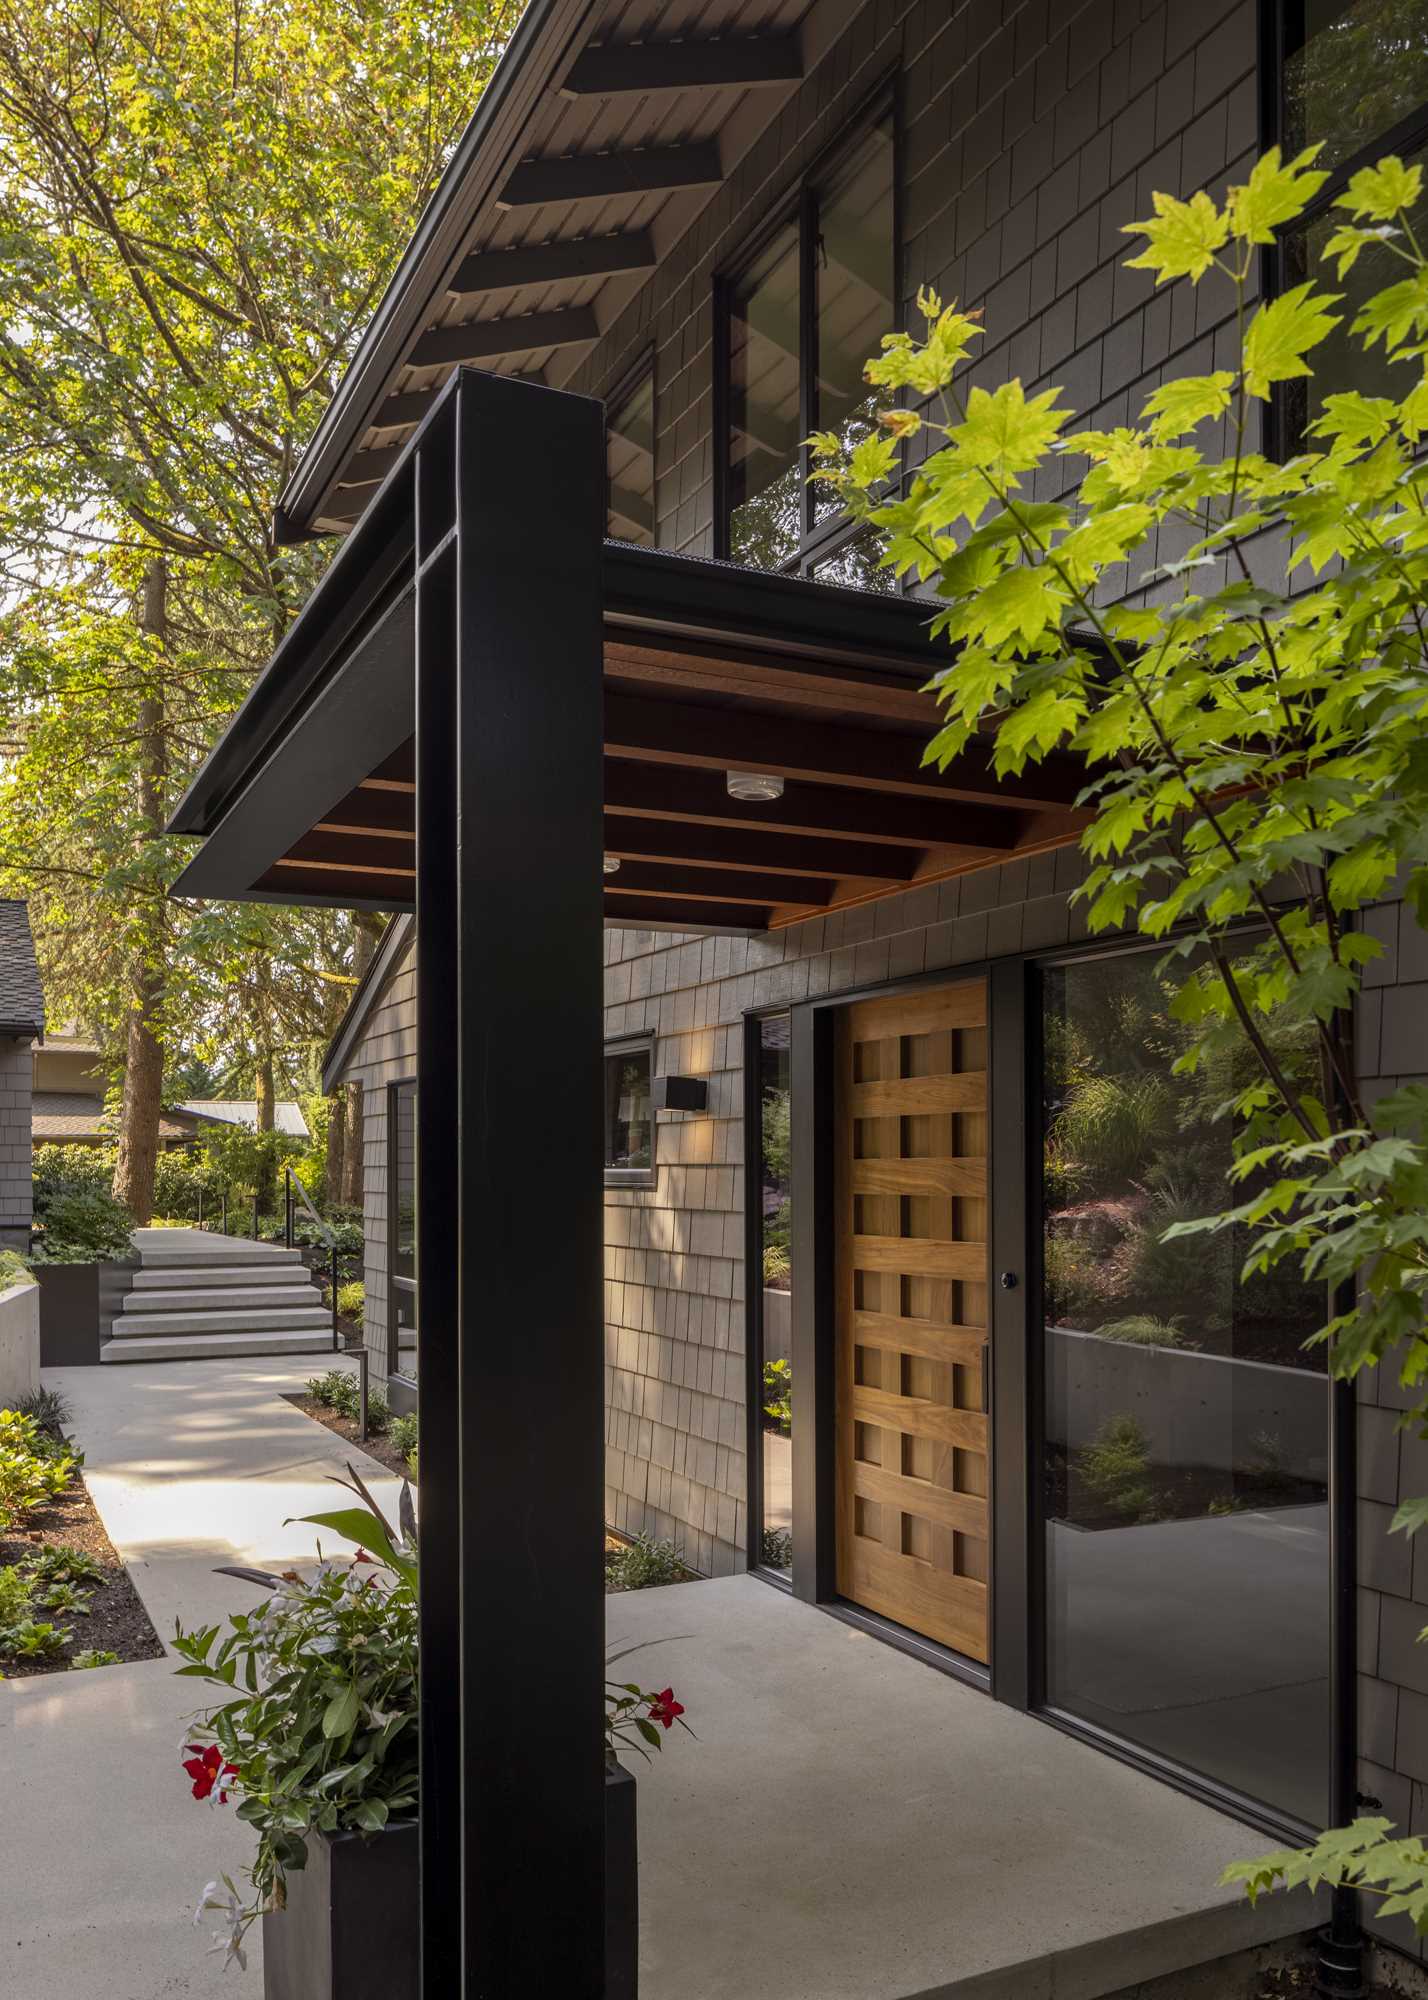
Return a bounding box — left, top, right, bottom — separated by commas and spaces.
561, 33, 802, 97
604, 892, 767, 932
603, 762, 1024, 851
607, 859, 828, 906
410, 306, 597, 370
449, 230, 655, 296
498, 143, 722, 210
604, 646, 936, 724
603, 692, 1085, 810
603, 813, 914, 882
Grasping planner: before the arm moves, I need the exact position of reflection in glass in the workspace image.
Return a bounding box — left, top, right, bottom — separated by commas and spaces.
728, 226, 802, 570
1283, 140, 1428, 431
1040, 952, 1328, 1825
605, 1046, 652, 1172
809, 534, 898, 594
812, 113, 896, 524
391, 1081, 417, 1379
1284, 0, 1428, 171
606, 368, 656, 546
758, 1015, 793, 1571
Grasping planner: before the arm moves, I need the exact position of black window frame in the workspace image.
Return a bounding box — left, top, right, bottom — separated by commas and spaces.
714, 82, 901, 584
1264, 0, 1428, 455
603, 1034, 656, 1189
387, 1075, 418, 1383
604, 349, 657, 546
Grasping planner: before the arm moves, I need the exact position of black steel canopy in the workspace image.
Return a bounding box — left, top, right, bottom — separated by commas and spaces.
170, 387, 1087, 933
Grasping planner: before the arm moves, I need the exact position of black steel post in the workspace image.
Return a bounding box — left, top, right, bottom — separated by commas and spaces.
1319, 1274, 1365, 1998
357, 1343, 369, 1442
331, 1241, 339, 1355
197, 1186, 204, 1230
220, 1190, 228, 1236
251, 1191, 260, 1241
285, 1176, 294, 1249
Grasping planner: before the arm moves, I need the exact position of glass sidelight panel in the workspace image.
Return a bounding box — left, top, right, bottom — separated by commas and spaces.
727, 226, 802, 571
390, 1079, 418, 1380
1039, 951, 1329, 1824
757, 1015, 794, 1572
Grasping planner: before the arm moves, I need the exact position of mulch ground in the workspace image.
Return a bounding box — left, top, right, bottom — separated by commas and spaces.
0, 1471, 165, 1678
284, 1393, 414, 1480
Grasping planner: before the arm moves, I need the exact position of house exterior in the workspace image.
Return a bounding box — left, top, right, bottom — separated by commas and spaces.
0, 899, 43, 1248
30, 1031, 309, 1147
167, 0, 1428, 1988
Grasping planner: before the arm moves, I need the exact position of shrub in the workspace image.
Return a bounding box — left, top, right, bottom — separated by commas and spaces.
1048, 1074, 1174, 1194
303, 1368, 389, 1435
759, 1527, 793, 1568
1043, 1230, 1121, 1325
336, 1279, 365, 1325
0, 1564, 33, 1632
1095, 1315, 1189, 1349
3, 1619, 70, 1659
762, 1356, 791, 1436
32, 1143, 113, 1214
29, 1188, 135, 1263
1075, 1414, 1156, 1521
72, 1648, 120, 1669
606, 1530, 685, 1590
22, 1544, 102, 1587
0, 1248, 33, 1290
390, 1412, 418, 1467
14, 1386, 73, 1435
0, 1408, 79, 1530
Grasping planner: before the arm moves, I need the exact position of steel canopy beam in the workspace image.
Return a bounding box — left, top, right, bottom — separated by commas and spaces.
561, 33, 802, 96
498, 142, 722, 209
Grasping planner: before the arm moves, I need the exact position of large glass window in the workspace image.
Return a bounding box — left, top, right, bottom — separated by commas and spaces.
1279, 0, 1428, 436
606, 360, 656, 545
389, 1079, 417, 1381
604, 1041, 653, 1183
722, 108, 895, 581
753, 1014, 793, 1574
1039, 949, 1329, 1826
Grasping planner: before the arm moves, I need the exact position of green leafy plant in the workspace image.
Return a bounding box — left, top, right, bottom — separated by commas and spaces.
0, 1407, 79, 1531
606, 1530, 686, 1591
304, 1368, 390, 1435
13, 1385, 73, 1435
1075, 1414, 1157, 1521
21, 1544, 102, 1588
180, 1469, 687, 1968
29, 1187, 135, 1264
762, 1355, 792, 1436
4, 1618, 71, 1659
759, 1527, 793, 1569
336, 1279, 364, 1325
389, 1412, 418, 1468
32, 1579, 90, 1617
0, 1563, 34, 1632
71, 1648, 120, 1669
0, 1247, 33, 1289
1049, 1075, 1175, 1192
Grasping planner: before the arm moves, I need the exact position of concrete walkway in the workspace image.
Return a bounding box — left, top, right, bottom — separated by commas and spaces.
3, 1356, 1315, 2000
1, 1353, 393, 1999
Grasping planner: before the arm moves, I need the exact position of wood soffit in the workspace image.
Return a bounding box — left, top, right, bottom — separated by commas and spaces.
259, 631, 1087, 932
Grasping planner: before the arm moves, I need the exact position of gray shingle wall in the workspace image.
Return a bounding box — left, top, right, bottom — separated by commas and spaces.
0, 1035, 33, 1247
341, 940, 418, 1369
568, 0, 1259, 557
602, 846, 1093, 1572
1354, 892, 1428, 1957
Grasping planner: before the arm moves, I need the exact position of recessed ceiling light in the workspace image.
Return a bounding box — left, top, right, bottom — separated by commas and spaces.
603, 855, 621, 875
726, 771, 784, 802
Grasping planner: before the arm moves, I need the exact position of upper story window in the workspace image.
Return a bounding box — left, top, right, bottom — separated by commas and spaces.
720, 106, 896, 586
1278, 0, 1428, 439
605, 357, 656, 545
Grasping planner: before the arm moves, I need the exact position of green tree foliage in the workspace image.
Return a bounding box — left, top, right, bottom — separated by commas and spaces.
0, 0, 515, 1214
823, 143, 1428, 1915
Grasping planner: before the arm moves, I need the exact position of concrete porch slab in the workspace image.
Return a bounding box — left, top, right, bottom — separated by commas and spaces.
612, 1576, 1318, 2000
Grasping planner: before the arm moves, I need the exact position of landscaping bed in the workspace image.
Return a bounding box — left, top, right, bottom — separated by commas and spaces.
0, 1410, 164, 1677
284, 1392, 414, 1481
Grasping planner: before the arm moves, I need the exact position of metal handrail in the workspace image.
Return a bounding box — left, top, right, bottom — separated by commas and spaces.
284, 1163, 336, 1250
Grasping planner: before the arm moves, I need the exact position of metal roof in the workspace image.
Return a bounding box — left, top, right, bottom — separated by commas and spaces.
277, 0, 856, 537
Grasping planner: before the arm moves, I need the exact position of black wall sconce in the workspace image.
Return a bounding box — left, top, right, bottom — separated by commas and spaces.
652, 1074, 707, 1113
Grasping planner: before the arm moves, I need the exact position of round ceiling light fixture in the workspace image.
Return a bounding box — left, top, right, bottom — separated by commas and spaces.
726, 770, 784, 803
602, 854, 621, 876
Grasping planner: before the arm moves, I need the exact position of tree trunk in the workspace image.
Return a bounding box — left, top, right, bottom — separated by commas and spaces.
324, 1087, 347, 1204
112, 559, 169, 1225
341, 1079, 364, 1209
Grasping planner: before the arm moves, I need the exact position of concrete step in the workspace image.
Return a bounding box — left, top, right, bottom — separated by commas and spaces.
111, 1304, 332, 1338
121, 1284, 323, 1316
137, 1244, 305, 1271
132, 1262, 310, 1291
101, 1328, 338, 1363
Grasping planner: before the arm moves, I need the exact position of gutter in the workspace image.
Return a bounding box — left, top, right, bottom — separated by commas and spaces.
274, 0, 597, 543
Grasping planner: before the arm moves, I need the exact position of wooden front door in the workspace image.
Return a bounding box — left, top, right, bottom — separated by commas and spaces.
835, 980, 991, 1662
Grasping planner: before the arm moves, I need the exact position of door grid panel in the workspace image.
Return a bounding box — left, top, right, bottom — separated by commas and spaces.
835, 981, 990, 1662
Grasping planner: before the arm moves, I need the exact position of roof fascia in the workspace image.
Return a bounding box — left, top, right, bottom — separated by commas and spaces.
322, 913, 416, 1092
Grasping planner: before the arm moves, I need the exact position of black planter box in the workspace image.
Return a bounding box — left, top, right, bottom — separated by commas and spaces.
36, 1257, 138, 1367
262, 1760, 638, 2000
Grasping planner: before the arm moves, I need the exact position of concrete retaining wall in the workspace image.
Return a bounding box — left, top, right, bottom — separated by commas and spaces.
0, 1276, 40, 1405
1048, 1326, 1327, 1481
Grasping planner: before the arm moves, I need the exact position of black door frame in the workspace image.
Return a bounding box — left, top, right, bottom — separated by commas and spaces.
769, 924, 1335, 1844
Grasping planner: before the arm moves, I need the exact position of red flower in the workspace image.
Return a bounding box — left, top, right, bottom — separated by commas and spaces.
351, 1550, 376, 1564
182, 1743, 240, 1804
646, 1688, 684, 1730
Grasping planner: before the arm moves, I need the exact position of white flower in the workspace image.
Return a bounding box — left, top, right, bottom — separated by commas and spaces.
192, 1874, 248, 1971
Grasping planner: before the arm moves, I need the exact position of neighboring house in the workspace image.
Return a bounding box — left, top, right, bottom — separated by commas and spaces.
170, 0, 1428, 1985
31, 1031, 308, 1147
0, 900, 43, 1248
178, 1100, 310, 1139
